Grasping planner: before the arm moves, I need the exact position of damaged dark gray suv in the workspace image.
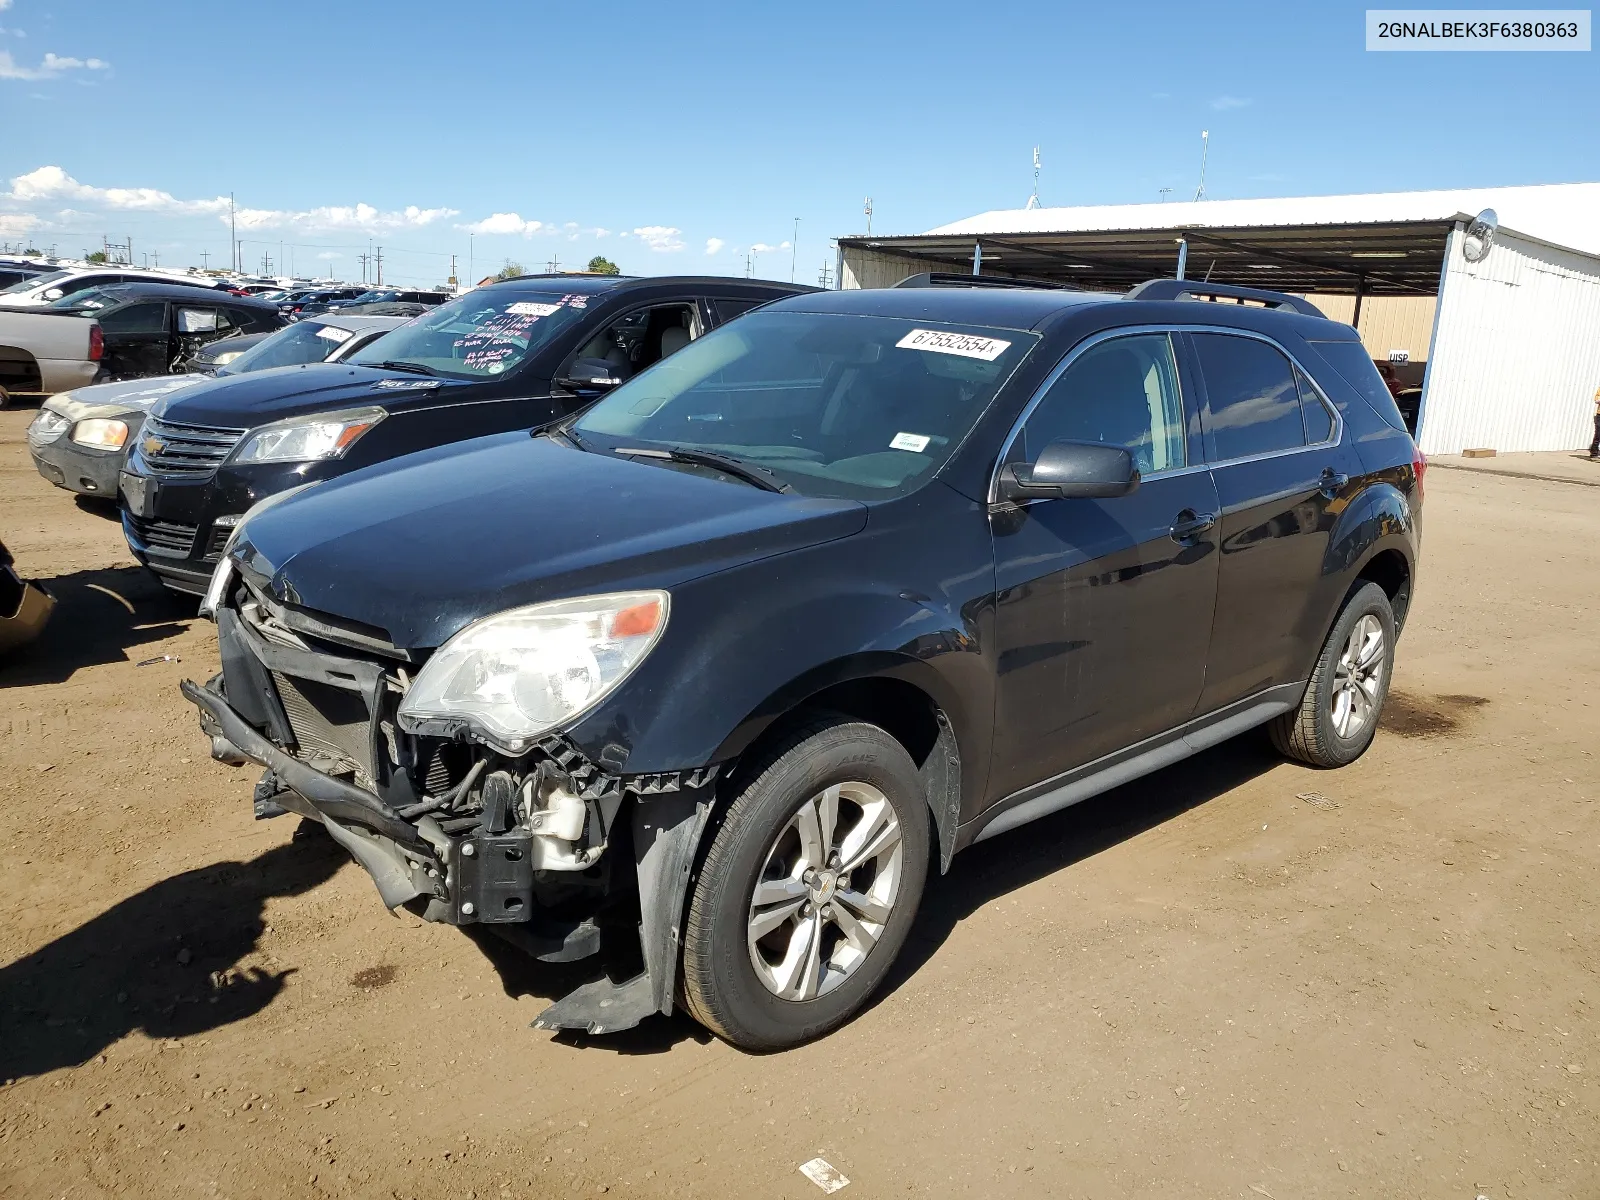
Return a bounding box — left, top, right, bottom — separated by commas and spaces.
183, 279, 1423, 1049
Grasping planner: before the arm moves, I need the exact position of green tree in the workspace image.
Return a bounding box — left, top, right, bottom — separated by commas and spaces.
494, 261, 525, 282
85, 250, 109, 264
586, 255, 620, 275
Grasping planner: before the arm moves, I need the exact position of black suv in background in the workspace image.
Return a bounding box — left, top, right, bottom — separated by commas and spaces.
120, 274, 813, 592
183, 279, 1422, 1050
55, 283, 284, 380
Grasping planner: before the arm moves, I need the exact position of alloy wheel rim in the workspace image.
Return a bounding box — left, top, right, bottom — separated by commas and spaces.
1331, 614, 1385, 738
746, 781, 904, 1002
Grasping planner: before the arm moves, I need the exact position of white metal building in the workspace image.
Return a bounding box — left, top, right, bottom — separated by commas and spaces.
836, 183, 1600, 455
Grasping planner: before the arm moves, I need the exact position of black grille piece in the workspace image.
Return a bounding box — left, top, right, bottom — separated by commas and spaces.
138, 416, 247, 478
127, 515, 198, 557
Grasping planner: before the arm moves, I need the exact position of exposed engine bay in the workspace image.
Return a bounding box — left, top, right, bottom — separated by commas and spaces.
184, 573, 717, 1033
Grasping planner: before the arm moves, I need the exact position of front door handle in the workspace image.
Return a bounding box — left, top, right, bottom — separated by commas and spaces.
1170, 510, 1216, 542
1320, 467, 1349, 498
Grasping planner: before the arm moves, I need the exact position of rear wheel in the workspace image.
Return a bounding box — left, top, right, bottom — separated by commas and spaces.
680, 717, 930, 1050
1271, 581, 1395, 767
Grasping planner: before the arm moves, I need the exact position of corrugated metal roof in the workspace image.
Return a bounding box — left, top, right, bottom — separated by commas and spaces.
918, 182, 1600, 258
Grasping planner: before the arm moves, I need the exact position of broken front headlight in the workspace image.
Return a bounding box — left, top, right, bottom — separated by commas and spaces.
396, 591, 669, 755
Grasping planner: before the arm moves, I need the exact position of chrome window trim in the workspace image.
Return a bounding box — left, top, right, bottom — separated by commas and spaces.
987, 324, 1345, 504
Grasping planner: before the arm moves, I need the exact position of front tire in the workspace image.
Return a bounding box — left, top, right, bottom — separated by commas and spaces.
680, 716, 931, 1050
1271, 581, 1396, 767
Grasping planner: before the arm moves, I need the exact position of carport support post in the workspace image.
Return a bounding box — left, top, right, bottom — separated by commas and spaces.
1175, 237, 1189, 280
1352, 274, 1366, 330
971, 241, 983, 276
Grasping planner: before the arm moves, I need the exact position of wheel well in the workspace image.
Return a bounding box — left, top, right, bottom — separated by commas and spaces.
0, 347, 43, 395
1356, 548, 1411, 627
731, 677, 944, 782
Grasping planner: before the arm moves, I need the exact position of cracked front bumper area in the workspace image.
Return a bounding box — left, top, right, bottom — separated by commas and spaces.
180, 595, 718, 1034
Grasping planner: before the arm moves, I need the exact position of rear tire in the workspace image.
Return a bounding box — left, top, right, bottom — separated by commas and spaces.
680, 716, 930, 1050
1270, 581, 1396, 768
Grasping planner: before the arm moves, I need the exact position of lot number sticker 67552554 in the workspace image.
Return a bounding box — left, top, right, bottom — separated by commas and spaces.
895, 328, 1012, 361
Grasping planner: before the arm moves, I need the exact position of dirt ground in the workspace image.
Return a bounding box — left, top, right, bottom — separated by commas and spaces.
2, 405, 1598, 1200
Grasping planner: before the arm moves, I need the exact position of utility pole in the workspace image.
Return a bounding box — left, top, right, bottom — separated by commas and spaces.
375, 246, 383, 285
229, 193, 237, 273
200, 250, 209, 269
448, 253, 457, 289
1159, 187, 1172, 203
791, 217, 799, 283
469, 233, 474, 285
817, 260, 832, 289
151, 250, 159, 268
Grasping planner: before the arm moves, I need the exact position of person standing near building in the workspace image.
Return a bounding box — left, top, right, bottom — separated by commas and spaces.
1591, 382, 1600, 459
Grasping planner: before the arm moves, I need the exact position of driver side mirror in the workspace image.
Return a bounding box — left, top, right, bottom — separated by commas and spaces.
558, 357, 624, 393
997, 439, 1140, 503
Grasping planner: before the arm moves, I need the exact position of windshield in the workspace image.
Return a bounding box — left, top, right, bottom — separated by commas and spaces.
347, 290, 588, 380
220, 320, 361, 374
573, 310, 1039, 499
351, 290, 396, 303
2, 268, 68, 296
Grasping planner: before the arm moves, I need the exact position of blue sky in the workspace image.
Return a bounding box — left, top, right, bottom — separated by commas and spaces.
1, 0, 1594, 286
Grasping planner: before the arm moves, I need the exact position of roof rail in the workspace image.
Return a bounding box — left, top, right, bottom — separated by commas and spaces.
893, 271, 1081, 292
1126, 279, 1326, 318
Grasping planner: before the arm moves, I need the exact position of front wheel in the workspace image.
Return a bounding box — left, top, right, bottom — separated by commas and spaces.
680, 717, 930, 1050
1271, 581, 1396, 768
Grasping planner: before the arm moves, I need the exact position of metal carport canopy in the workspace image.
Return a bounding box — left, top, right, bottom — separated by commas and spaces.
838, 220, 1455, 296
838, 183, 1600, 298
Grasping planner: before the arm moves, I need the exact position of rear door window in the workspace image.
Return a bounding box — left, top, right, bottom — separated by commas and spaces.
1192, 333, 1306, 461
1295, 366, 1335, 444
713, 298, 763, 323
97, 302, 166, 333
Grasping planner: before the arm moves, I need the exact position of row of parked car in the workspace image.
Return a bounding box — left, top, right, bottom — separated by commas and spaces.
4, 269, 1425, 1052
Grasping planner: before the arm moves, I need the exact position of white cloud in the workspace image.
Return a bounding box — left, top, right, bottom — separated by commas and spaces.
8, 165, 225, 214
0, 212, 39, 237
633, 225, 684, 253
457, 211, 542, 237
590, 227, 610, 239
0, 26, 26, 37
704, 237, 725, 256
316, 250, 342, 260
0, 50, 108, 80
6, 166, 457, 234
749, 240, 791, 255
236, 201, 456, 234
0, 1, 13, 10
1210, 95, 1252, 111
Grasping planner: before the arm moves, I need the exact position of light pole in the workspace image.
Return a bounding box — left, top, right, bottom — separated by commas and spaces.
791, 217, 799, 283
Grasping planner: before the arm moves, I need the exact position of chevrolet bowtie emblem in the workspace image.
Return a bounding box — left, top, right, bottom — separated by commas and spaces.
142, 437, 165, 456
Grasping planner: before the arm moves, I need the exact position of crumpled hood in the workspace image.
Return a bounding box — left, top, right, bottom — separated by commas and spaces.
233, 433, 867, 649
152, 362, 468, 427
46, 374, 209, 422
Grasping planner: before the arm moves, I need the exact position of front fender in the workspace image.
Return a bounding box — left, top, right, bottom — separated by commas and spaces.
562, 487, 998, 808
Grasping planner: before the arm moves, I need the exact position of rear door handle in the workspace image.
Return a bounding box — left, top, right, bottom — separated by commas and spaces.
1170, 510, 1216, 542
1320, 467, 1349, 498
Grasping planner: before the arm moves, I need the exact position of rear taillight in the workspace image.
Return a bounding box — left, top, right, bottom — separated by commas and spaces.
1412, 446, 1426, 500
88, 324, 104, 362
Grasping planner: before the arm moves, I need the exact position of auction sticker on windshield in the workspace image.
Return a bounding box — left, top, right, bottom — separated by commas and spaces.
895, 328, 1012, 361
507, 301, 561, 317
